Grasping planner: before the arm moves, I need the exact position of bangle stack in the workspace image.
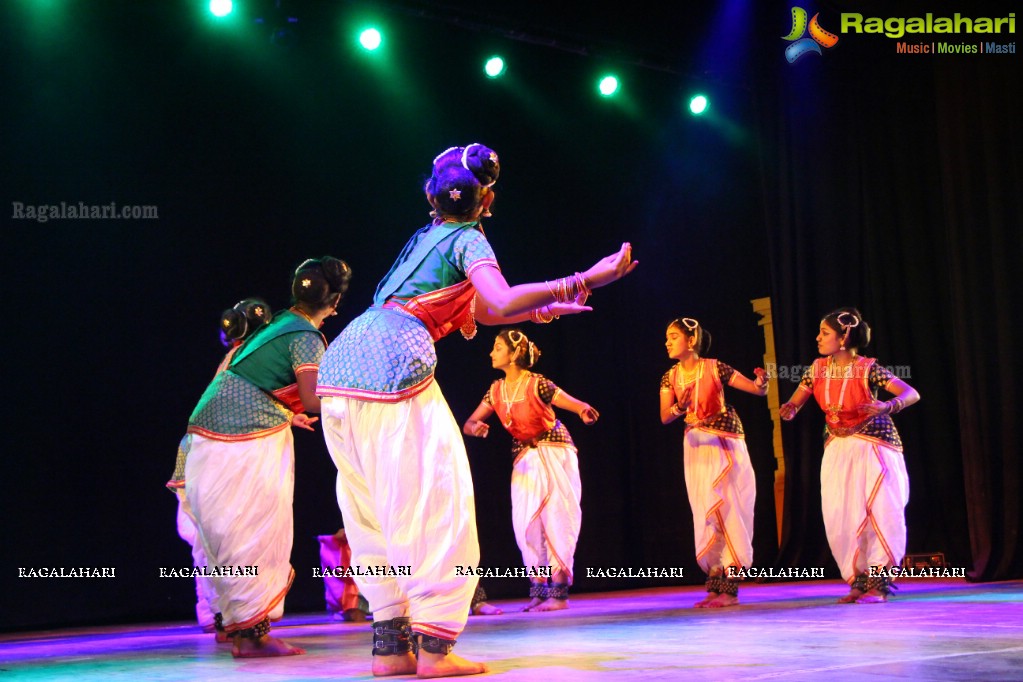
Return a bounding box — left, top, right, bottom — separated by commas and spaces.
530, 305, 558, 324
545, 273, 591, 304
888, 397, 906, 414
669, 404, 684, 417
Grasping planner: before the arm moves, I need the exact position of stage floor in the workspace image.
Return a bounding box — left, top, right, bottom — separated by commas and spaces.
2, 580, 1022, 681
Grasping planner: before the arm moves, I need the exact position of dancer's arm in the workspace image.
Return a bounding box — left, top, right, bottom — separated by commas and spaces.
470, 242, 637, 322
858, 377, 920, 416
660, 385, 693, 425
552, 390, 599, 425
473, 293, 593, 325
463, 401, 495, 438
779, 384, 812, 420
729, 367, 770, 397
297, 371, 321, 412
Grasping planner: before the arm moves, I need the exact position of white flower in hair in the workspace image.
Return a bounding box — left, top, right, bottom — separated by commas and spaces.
449, 189, 462, 201
301, 278, 312, 288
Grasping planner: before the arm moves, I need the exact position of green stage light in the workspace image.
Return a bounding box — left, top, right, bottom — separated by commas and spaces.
209, 0, 233, 18
484, 56, 506, 78
598, 75, 619, 97
689, 94, 709, 115
359, 27, 382, 51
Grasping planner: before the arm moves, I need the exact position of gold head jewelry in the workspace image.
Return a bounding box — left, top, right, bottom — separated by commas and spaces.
507, 330, 528, 352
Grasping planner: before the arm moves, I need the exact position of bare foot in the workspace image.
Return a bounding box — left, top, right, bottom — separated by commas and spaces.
705, 593, 739, 608
471, 602, 503, 616
856, 589, 888, 604
837, 588, 864, 604
232, 634, 305, 658
215, 630, 231, 644
372, 652, 417, 677
520, 597, 544, 612
694, 592, 719, 608
530, 598, 568, 612
417, 650, 489, 679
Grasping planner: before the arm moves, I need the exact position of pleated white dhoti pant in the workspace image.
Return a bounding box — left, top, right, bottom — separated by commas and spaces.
683, 428, 755, 574
175, 489, 217, 628
511, 443, 582, 585
820, 435, 909, 583
321, 380, 479, 641
184, 429, 296, 632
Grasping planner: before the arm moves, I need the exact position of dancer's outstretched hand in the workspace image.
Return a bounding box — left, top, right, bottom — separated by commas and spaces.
292, 414, 319, 431
463, 419, 490, 438
549, 297, 593, 317
583, 242, 638, 289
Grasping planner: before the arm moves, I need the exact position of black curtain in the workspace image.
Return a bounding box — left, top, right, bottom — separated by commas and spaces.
934, 57, 1022, 580
754, 2, 1021, 580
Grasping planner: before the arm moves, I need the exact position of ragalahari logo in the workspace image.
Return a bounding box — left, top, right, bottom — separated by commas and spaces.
782, 7, 839, 62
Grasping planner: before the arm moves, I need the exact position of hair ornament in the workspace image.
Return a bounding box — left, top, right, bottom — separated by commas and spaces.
507, 329, 528, 351
294, 258, 317, 274
460, 144, 478, 171
433, 146, 460, 165
449, 188, 462, 201
462, 142, 498, 187
836, 312, 860, 330
301, 278, 312, 288
681, 317, 699, 331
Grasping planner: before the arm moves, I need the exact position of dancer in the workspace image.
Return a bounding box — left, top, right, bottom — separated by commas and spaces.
318, 528, 371, 622
779, 307, 919, 603
660, 317, 768, 607
317, 143, 636, 678
184, 256, 351, 657
469, 584, 502, 616
167, 297, 272, 641
463, 329, 596, 612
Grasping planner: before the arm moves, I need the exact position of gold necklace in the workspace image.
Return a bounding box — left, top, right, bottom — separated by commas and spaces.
290, 306, 316, 327
501, 373, 530, 428
824, 356, 853, 425
678, 360, 703, 425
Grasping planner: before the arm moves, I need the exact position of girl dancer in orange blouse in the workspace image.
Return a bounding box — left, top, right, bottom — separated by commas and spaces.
464, 329, 598, 612
660, 317, 768, 607
780, 308, 919, 603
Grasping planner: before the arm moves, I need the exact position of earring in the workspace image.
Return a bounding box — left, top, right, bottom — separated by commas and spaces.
840, 344, 845, 351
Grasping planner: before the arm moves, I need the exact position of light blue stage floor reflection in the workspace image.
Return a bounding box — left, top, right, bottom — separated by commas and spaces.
2, 580, 1022, 681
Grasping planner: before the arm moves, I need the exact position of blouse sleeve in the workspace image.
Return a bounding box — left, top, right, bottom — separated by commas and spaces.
869, 362, 897, 392
660, 369, 673, 392
798, 364, 815, 392
483, 382, 497, 407
717, 361, 737, 384
536, 376, 559, 404
289, 332, 326, 375
454, 227, 499, 278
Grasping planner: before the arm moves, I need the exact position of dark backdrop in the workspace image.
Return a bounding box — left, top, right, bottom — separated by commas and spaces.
2, 0, 1018, 631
